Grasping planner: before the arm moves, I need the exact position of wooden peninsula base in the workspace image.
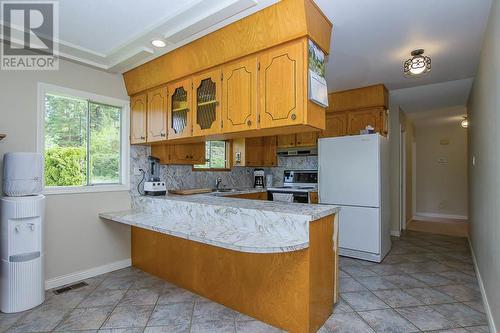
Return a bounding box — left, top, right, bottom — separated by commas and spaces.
131, 214, 338, 333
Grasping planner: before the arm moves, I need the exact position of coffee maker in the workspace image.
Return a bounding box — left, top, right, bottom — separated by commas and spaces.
253, 169, 265, 188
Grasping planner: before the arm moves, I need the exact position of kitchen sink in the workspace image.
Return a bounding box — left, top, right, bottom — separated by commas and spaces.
213, 188, 238, 193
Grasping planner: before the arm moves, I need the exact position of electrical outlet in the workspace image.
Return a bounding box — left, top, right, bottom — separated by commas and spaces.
133, 168, 143, 176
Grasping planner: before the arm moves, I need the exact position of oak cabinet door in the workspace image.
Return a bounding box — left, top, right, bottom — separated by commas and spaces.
296, 132, 318, 147
193, 68, 222, 136
169, 143, 206, 165
321, 112, 348, 138
261, 136, 277, 167
347, 108, 381, 135
222, 57, 258, 133
130, 93, 147, 144
309, 192, 319, 204
147, 86, 168, 143
168, 78, 192, 139
277, 134, 296, 148
259, 41, 304, 128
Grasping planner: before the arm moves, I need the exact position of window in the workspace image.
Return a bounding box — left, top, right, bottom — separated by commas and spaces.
194, 141, 230, 170
38, 83, 129, 193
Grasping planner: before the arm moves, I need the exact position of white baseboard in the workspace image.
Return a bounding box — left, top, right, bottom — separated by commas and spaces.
390, 230, 401, 237
414, 212, 469, 221
468, 238, 497, 333
45, 258, 131, 290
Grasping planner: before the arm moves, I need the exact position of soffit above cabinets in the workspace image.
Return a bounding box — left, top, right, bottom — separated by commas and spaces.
2, 0, 278, 73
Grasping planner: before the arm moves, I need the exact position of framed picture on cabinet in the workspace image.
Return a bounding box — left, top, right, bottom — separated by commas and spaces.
308, 39, 329, 108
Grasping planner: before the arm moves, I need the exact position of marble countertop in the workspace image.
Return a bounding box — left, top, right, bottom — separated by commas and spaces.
100, 188, 339, 254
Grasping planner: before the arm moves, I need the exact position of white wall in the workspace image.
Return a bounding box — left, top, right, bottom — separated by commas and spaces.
0, 59, 131, 284
414, 122, 468, 219
467, 0, 500, 330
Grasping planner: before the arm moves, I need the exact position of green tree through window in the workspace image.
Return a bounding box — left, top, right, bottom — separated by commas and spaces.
44, 94, 122, 186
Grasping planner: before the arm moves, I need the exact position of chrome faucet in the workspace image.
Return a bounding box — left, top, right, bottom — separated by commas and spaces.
215, 177, 222, 190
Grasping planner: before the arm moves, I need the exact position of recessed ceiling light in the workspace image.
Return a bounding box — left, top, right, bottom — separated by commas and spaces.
404, 49, 431, 77
461, 117, 469, 128
151, 40, 166, 48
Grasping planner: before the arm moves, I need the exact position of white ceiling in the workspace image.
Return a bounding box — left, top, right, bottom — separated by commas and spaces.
6, 0, 492, 115
37, 0, 279, 72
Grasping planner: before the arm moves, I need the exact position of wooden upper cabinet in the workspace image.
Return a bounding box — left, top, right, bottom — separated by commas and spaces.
193, 68, 222, 137
320, 112, 348, 138
222, 57, 258, 133
169, 143, 205, 165
151, 142, 205, 165
147, 86, 168, 143
232, 136, 276, 167
130, 93, 147, 144
259, 41, 304, 129
277, 134, 296, 148
347, 108, 383, 135
296, 132, 318, 147
168, 78, 193, 139
277, 132, 317, 148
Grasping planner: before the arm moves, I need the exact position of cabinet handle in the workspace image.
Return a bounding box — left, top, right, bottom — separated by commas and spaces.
185, 155, 189, 158
160, 133, 166, 137
291, 114, 296, 120
247, 120, 252, 126
140, 136, 146, 140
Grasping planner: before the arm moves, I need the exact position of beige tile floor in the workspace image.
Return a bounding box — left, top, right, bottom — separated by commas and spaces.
0, 230, 490, 332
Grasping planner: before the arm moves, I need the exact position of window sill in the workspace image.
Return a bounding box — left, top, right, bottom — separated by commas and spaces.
43, 184, 130, 195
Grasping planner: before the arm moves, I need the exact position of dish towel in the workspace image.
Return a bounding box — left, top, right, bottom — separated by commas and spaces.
272, 193, 294, 203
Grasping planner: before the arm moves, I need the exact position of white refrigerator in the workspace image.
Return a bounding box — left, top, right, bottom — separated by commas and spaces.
318, 134, 391, 262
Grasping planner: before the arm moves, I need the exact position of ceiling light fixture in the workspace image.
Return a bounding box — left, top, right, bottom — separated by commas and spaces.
461, 117, 469, 128
151, 39, 166, 48
404, 49, 431, 77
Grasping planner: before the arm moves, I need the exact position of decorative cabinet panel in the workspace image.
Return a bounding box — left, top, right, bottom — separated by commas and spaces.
222, 57, 258, 133
147, 86, 168, 143
295, 132, 318, 147
168, 78, 192, 139
277, 132, 317, 148
277, 134, 296, 148
152, 142, 205, 165
232, 136, 277, 167
193, 69, 222, 137
130, 93, 147, 144
259, 41, 304, 129
320, 112, 348, 138
347, 108, 384, 135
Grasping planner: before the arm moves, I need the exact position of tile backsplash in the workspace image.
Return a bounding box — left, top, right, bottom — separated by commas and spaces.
130, 146, 318, 195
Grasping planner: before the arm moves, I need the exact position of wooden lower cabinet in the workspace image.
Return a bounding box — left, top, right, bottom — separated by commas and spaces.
152, 142, 205, 165
227, 191, 267, 200
232, 136, 277, 167
309, 191, 318, 204
131, 213, 337, 333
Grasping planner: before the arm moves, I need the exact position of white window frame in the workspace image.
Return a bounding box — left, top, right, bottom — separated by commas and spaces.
37, 82, 130, 195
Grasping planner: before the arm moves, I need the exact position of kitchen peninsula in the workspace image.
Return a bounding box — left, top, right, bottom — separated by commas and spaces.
100, 190, 339, 333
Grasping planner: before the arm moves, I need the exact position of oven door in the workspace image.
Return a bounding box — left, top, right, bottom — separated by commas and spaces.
267, 190, 309, 203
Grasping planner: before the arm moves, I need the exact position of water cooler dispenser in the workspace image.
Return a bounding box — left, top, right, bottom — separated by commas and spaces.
1, 153, 45, 313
